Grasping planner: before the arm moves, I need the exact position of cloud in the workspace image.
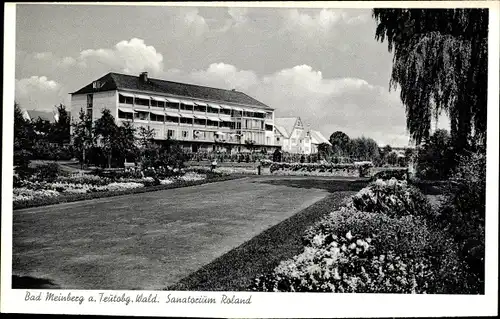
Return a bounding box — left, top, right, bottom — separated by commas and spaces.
180, 8, 209, 36
15, 76, 65, 111
77, 38, 164, 75
33, 52, 54, 60
190, 62, 258, 91
216, 7, 250, 32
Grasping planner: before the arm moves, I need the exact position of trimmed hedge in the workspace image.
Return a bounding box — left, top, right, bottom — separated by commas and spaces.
13, 176, 242, 210
260, 161, 373, 177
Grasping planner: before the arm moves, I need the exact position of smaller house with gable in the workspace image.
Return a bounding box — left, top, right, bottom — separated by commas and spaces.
274, 117, 331, 154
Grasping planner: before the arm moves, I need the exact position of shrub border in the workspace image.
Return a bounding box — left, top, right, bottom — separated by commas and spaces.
13, 176, 243, 210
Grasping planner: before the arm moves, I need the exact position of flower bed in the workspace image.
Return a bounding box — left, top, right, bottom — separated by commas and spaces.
13, 175, 241, 210
260, 161, 373, 177
251, 178, 464, 293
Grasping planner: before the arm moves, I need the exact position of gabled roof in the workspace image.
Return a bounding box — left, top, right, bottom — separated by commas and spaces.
71, 72, 271, 109
24, 110, 56, 123
274, 117, 301, 138
310, 130, 331, 145
274, 125, 289, 137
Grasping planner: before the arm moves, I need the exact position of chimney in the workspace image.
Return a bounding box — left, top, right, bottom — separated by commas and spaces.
140, 72, 148, 83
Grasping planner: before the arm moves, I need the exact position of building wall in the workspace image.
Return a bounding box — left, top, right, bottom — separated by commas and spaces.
72, 88, 278, 153
70, 91, 117, 123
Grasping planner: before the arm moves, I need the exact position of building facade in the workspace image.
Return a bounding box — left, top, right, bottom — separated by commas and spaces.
274, 117, 331, 154
70, 72, 280, 153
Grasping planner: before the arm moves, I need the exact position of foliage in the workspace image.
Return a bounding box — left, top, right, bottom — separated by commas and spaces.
72, 109, 96, 166
94, 108, 118, 168
52, 104, 71, 145
254, 209, 462, 293
416, 129, 454, 180
35, 163, 64, 182
371, 168, 408, 181
373, 9, 488, 155
14, 103, 35, 174
438, 150, 485, 293
350, 178, 433, 219
349, 137, 380, 162
329, 131, 351, 156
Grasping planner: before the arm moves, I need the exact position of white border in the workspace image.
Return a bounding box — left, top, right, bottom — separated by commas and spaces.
2, 1, 499, 317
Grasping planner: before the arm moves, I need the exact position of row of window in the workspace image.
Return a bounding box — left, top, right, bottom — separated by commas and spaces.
164, 129, 239, 141
118, 110, 238, 128
117, 94, 269, 119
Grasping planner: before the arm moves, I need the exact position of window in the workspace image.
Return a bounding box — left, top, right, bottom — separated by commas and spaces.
167, 130, 175, 139
87, 94, 93, 108
87, 108, 93, 119
194, 104, 206, 113
180, 117, 192, 125
266, 112, 272, 119
150, 114, 164, 122
207, 107, 218, 114
135, 111, 149, 121
119, 94, 133, 104
135, 98, 149, 106
221, 108, 231, 116
207, 120, 218, 127
291, 138, 296, 144
265, 124, 273, 131
180, 103, 193, 111
166, 116, 178, 123
182, 131, 188, 138
236, 122, 241, 129
277, 137, 280, 142
151, 100, 165, 108
166, 102, 179, 109
194, 119, 206, 126
118, 110, 133, 120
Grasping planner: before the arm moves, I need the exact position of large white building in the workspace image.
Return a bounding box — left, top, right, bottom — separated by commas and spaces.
274, 117, 331, 154
70, 72, 280, 153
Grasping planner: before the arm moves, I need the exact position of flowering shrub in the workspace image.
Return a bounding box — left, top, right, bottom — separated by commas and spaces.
106, 182, 144, 192
253, 209, 462, 293
177, 172, 206, 182
13, 187, 60, 203
56, 174, 111, 186
350, 178, 433, 219
160, 178, 175, 185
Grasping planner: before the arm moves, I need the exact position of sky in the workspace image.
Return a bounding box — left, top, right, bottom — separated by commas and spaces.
14, 4, 449, 147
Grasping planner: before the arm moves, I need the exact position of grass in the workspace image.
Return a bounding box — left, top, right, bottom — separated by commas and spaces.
167, 191, 357, 291
13, 175, 242, 210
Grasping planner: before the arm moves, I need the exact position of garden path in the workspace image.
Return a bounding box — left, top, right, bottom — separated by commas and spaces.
13, 177, 335, 289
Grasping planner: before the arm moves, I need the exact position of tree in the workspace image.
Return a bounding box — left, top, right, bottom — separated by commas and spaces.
373, 9, 488, 157
13, 102, 35, 173
72, 109, 95, 168
245, 139, 256, 153
416, 129, 454, 180
115, 121, 137, 164
317, 142, 332, 161
349, 137, 380, 162
52, 104, 71, 146
94, 109, 118, 168
329, 131, 351, 156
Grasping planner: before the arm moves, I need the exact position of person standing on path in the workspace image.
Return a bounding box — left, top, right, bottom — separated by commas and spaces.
211, 158, 218, 171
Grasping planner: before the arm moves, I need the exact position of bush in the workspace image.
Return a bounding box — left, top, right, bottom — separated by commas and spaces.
371, 169, 408, 181
36, 162, 63, 182
437, 151, 485, 293
253, 209, 462, 293
349, 178, 434, 220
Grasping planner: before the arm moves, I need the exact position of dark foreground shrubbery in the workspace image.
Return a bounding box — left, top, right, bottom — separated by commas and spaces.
252, 158, 485, 294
